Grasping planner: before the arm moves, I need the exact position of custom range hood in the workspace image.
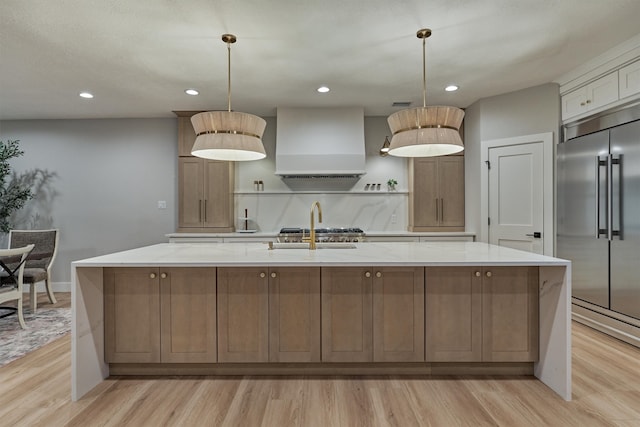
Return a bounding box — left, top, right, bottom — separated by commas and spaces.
275, 107, 366, 178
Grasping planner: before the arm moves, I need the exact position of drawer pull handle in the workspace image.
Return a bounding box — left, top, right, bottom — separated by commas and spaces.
271, 272, 277, 278
365, 271, 371, 278
475, 271, 481, 277
160, 273, 167, 279
376, 272, 382, 278
149, 273, 156, 279
260, 272, 266, 278
486, 271, 492, 278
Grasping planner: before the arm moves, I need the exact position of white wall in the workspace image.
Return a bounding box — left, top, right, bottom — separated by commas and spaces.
234, 116, 409, 231
463, 83, 561, 237
0, 119, 177, 284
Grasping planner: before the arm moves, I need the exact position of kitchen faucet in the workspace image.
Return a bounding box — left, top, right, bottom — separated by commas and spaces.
303, 201, 323, 250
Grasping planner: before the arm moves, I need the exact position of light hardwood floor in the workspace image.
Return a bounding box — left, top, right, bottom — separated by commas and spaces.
1, 293, 639, 426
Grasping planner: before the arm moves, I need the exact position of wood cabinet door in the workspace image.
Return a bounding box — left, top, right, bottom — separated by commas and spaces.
411, 158, 439, 228
203, 160, 233, 229
178, 116, 197, 156
321, 267, 373, 362
373, 267, 424, 362
160, 268, 216, 363
217, 267, 269, 363
425, 267, 482, 362
104, 268, 160, 363
438, 156, 465, 228
482, 267, 539, 362
178, 157, 204, 228
269, 268, 321, 362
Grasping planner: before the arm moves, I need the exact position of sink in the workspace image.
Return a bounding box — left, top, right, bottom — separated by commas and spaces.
268, 242, 357, 250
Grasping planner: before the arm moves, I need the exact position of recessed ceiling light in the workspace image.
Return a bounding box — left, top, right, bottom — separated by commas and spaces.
79, 92, 94, 99
185, 89, 199, 96
445, 85, 459, 92
317, 86, 330, 93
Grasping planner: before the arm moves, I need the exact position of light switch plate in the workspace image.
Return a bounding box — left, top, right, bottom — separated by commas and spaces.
157, 200, 167, 209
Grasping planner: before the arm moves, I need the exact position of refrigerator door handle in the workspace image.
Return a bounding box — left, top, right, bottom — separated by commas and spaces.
612, 154, 623, 240
607, 154, 613, 241
596, 156, 608, 239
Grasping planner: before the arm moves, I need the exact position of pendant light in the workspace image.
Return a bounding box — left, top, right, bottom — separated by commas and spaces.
379, 136, 391, 156
191, 34, 266, 161
387, 29, 464, 157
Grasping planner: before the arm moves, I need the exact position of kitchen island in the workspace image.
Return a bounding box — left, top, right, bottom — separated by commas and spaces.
72, 242, 571, 401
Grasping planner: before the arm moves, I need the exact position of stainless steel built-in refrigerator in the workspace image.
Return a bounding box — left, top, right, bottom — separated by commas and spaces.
557, 107, 640, 321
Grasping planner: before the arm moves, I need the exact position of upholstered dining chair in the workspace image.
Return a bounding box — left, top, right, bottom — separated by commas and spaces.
0, 244, 35, 329
7, 229, 59, 312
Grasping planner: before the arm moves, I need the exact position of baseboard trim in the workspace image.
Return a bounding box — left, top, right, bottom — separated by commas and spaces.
109, 362, 534, 376
572, 305, 640, 348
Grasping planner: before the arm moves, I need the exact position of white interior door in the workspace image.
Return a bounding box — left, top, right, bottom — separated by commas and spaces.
488, 142, 544, 254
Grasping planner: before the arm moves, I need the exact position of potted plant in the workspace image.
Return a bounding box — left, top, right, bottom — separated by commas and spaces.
0, 140, 33, 234
387, 178, 398, 191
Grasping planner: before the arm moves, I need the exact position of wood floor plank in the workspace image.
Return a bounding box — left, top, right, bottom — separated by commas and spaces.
1, 294, 640, 426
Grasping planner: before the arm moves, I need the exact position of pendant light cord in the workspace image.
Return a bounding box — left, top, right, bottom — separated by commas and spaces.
422, 35, 426, 108
227, 41, 232, 112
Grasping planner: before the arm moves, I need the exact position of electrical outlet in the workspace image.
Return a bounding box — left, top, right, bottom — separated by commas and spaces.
391, 214, 397, 224
157, 200, 167, 209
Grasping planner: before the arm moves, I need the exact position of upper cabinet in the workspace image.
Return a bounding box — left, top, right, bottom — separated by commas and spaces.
175, 113, 235, 232
562, 72, 618, 121
619, 59, 640, 100
409, 155, 465, 232
560, 39, 640, 123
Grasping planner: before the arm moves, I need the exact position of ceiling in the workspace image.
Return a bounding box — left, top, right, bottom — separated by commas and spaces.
1, 0, 640, 120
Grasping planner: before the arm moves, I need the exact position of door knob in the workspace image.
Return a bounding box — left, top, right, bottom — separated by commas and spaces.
525, 232, 542, 238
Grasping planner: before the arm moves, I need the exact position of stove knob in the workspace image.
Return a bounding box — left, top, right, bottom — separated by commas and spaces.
352, 238, 359, 242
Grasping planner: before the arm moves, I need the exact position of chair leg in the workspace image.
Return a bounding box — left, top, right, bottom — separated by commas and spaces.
17, 296, 27, 329
30, 283, 37, 312
45, 276, 57, 304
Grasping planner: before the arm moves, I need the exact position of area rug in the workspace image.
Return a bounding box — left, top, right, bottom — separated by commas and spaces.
0, 308, 71, 367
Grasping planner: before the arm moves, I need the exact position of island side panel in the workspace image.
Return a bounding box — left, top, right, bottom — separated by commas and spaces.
536, 265, 572, 401
72, 266, 108, 401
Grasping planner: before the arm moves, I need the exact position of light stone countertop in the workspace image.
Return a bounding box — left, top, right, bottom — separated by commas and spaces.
72, 241, 567, 268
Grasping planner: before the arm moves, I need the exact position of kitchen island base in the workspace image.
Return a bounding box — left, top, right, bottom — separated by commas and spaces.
71, 243, 571, 401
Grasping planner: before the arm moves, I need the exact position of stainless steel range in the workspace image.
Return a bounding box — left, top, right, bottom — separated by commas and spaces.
278, 227, 365, 243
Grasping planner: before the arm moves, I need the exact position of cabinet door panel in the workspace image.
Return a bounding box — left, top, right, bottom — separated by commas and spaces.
321, 267, 373, 362
439, 156, 465, 227
178, 158, 204, 228
204, 160, 232, 228
160, 268, 216, 363
373, 267, 424, 362
217, 267, 269, 362
178, 117, 197, 156
425, 267, 482, 362
104, 268, 160, 363
482, 267, 539, 362
269, 268, 321, 362
411, 158, 439, 228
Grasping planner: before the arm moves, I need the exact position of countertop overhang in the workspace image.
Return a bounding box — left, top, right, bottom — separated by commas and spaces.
72, 242, 569, 268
